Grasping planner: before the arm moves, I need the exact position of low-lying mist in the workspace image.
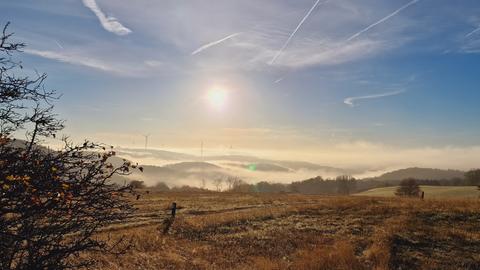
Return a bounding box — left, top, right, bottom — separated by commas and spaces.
113, 147, 395, 188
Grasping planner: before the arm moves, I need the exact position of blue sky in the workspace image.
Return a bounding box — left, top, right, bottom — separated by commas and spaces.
3, 0, 480, 169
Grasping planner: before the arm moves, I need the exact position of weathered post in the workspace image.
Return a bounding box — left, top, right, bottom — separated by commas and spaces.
162, 202, 177, 234
421, 191, 425, 200
171, 202, 177, 217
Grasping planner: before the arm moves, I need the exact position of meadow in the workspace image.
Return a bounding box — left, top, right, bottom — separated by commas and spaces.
81, 192, 480, 269
356, 186, 479, 199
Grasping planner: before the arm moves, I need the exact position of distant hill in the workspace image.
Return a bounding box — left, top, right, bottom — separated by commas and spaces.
117, 148, 197, 161
225, 162, 290, 172
366, 167, 465, 181
7, 138, 50, 152
116, 148, 349, 174
206, 155, 264, 163
127, 162, 231, 187
164, 162, 221, 171
208, 157, 349, 174
274, 160, 354, 174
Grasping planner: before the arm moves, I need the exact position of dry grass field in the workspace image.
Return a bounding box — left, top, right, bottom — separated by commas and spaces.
356, 186, 479, 199
82, 192, 480, 270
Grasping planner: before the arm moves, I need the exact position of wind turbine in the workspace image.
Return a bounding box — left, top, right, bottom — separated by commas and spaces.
200, 141, 206, 188
143, 134, 150, 150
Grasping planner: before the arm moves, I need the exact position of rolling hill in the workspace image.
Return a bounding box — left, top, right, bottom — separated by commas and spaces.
365, 167, 465, 182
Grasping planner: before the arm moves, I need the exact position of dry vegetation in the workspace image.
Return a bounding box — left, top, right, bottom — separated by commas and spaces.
82, 192, 480, 269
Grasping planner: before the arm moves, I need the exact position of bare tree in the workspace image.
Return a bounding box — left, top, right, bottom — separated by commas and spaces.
225, 176, 243, 191
336, 175, 356, 195
213, 177, 224, 192
0, 23, 140, 269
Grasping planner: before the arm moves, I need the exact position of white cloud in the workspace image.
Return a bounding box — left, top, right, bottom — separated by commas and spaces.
344, 89, 406, 107
327, 141, 480, 171
82, 0, 131, 36
98, 1, 419, 72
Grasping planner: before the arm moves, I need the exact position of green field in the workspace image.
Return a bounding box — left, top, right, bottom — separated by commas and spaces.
356, 185, 479, 199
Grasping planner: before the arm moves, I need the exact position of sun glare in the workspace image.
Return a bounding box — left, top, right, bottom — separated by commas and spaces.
206, 87, 228, 110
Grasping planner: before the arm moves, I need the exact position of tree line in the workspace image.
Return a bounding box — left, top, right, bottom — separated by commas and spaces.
144, 169, 480, 195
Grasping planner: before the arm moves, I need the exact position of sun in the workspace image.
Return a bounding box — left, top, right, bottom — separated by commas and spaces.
206, 87, 228, 110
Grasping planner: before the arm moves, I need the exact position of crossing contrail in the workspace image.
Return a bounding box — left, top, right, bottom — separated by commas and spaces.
192, 33, 241, 55
269, 0, 329, 65
347, 0, 420, 42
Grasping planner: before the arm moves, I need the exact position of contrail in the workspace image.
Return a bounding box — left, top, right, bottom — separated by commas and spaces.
466, 27, 480, 38
346, 0, 420, 42
191, 33, 241, 55
269, 0, 329, 65
54, 40, 64, 49
344, 89, 406, 107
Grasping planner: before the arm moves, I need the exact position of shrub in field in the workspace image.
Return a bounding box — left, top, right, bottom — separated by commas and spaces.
395, 178, 421, 197
129, 180, 146, 189
0, 23, 139, 269
153, 181, 170, 191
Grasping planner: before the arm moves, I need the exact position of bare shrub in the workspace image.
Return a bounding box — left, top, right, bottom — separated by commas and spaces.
0, 23, 140, 269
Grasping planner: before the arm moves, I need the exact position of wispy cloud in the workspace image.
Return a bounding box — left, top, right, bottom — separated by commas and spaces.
269, 0, 329, 65
24, 48, 127, 74
458, 34, 480, 54
344, 89, 406, 107
82, 0, 131, 36
346, 0, 420, 42
274, 77, 284, 84
271, 38, 388, 68
24, 49, 168, 76
144, 60, 163, 68
191, 33, 241, 55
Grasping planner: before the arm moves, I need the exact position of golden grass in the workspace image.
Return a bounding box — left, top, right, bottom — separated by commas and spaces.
81, 192, 480, 269
292, 240, 365, 270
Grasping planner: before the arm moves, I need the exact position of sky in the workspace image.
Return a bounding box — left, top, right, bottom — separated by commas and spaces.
2, 0, 480, 170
